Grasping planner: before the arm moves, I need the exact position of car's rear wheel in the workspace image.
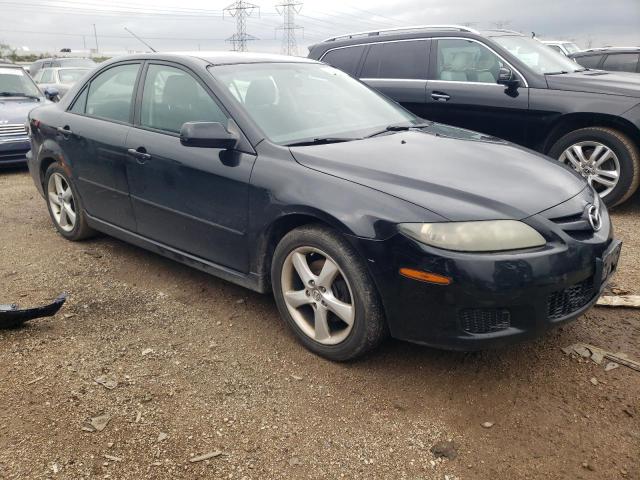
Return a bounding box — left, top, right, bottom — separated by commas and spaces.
45, 163, 94, 241
271, 225, 386, 361
548, 127, 640, 207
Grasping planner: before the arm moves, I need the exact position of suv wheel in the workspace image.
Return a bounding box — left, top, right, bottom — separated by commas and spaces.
271, 225, 386, 361
45, 163, 95, 241
548, 127, 640, 207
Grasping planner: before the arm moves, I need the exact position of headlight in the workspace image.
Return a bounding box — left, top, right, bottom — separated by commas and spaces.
399, 220, 546, 252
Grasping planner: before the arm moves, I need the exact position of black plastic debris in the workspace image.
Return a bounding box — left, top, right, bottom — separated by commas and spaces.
0, 293, 67, 328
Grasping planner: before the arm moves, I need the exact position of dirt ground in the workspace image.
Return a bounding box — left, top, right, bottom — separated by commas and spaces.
1, 168, 639, 480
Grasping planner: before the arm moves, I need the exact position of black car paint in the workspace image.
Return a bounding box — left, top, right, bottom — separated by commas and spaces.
308, 32, 640, 154
27, 53, 617, 350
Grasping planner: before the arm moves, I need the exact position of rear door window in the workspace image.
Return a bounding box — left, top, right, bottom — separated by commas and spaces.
361, 40, 429, 79
602, 53, 640, 72
321, 46, 366, 76
85, 63, 140, 123
574, 55, 604, 69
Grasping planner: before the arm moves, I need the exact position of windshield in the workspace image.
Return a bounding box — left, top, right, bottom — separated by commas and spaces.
493, 36, 584, 74
563, 43, 581, 55
210, 63, 418, 145
58, 68, 89, 84
0, 66, 42, 97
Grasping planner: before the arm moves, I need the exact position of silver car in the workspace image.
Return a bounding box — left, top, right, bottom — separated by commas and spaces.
33, 67, 91, 99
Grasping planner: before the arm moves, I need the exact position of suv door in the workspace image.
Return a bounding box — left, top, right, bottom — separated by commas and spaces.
424, 38, 530, 144
125, 62, 256, 272
60, 62, 141, 231
359, 40, 430, 118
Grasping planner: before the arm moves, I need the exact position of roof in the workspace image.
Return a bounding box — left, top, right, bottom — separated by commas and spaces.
0, 63, 23, 68
164, 51, 317, 65
571, 47, 640, 56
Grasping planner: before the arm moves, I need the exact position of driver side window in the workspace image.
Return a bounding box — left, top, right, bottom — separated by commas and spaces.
140, 64, 228, 134
436, 39, 505, 83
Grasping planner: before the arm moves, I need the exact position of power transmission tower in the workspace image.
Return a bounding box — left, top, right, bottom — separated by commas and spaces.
223, 1, 259, 52
275, 1, 303, 56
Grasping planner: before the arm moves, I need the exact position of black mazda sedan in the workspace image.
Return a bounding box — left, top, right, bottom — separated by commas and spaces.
27, 52, 621, 361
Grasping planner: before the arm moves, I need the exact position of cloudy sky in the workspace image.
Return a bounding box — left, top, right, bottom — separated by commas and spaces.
1, 0, 638, 55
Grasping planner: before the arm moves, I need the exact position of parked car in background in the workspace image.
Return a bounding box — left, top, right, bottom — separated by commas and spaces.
0, 63, 47, 166
33, 67, 92, 98
29, 57, 95, 79
570, 48, 640, 73
27, 52, 620, 360
542, 40, 582, 56
309, 25, 640, 207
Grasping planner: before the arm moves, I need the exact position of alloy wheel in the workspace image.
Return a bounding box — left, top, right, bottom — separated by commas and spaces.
559, 141, 620, 198
280, 246, 355, 345
47, 172, 77, 232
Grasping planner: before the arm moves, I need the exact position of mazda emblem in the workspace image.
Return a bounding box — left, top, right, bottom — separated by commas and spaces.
586, 204, 602, 232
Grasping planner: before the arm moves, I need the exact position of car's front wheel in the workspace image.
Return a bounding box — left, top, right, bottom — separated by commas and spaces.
271, 225, 386, 361
44, 163, 94, 241
548, 127, 640, 207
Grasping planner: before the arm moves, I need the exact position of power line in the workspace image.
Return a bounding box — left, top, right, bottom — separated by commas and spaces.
275, 1, 303, 56
223, 1, 260, 52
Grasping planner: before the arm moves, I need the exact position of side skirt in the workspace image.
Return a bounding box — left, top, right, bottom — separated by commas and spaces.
86, 214, 269, 294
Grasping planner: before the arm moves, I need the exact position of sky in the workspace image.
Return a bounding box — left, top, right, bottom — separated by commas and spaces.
0, 0, 638, 55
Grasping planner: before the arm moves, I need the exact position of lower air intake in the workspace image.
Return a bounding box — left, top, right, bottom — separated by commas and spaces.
459, 308, 511, 334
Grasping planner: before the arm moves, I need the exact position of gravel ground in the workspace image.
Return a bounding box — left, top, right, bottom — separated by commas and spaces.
0, 168, 639, 480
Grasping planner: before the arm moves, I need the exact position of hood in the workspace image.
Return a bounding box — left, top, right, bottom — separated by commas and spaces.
0, 97, 44, 124
546, 70, 640, 98
290, 125, 587, 222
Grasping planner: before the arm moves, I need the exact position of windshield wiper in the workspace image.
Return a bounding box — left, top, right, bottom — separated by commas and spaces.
285, 137, 360, 147
366, 122, 433, 138
543, 71, 569, 76
0, 92, 41, 100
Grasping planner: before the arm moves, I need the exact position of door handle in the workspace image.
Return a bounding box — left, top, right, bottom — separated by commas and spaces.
127, 148, 152, 163
431, 92, 451, 102
56, 126, 73, 136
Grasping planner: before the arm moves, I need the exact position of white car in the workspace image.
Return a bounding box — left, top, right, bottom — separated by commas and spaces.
542, 40, 582, 56
32, 66, 91, 99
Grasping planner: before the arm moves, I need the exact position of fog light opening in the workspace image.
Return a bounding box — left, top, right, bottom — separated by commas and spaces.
399, 268, 452, 285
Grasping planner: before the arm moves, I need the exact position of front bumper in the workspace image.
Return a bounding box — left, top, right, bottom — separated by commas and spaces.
0, 137, 30, 166
355, 232, 620, 351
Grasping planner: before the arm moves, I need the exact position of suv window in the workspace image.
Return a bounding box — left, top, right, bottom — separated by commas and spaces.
436, 39, 503, 83
140, 64, 227, 134
574, 54, 604, 69
85, 63, 140, 123
321, 46, 366, 76
602, 53, 639, 72
361, 40, 428, 79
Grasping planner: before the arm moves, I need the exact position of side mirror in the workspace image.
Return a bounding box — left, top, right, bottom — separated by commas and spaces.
180, 122, 238, 149
497, 67, 520, 88
43, 86, 60, 101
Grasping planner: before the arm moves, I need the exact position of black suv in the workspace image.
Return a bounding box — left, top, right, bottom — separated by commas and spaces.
308, 26, 640, 207
570, 47, 640, 74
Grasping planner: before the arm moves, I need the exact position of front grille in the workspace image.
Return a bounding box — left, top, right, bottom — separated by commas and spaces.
459, 308, 511, 334
547, 277, 594, 320
0, 123, 27, 138
549, 213, 593, 240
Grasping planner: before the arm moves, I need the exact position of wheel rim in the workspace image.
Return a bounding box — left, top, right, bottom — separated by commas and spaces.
281, 246, 355, 346
47, 172, 77, 232
559, 141, 621, 198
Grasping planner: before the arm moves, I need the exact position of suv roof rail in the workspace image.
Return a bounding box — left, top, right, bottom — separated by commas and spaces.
321, 24, 480, 43
484, 29, 523, 35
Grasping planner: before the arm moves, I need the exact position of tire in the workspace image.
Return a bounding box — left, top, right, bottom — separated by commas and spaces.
271, 224, 387, 361
44, 163, 95, 241
548, 127, 640, 207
